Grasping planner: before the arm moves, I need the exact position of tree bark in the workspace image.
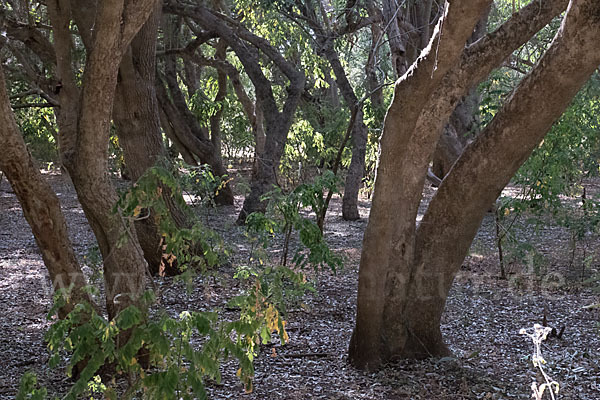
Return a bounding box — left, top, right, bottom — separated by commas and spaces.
349, 0, 582, 370
410, 0, 600, 358
113, 5, 189, 275
0, 64, 91, 318
48, 0, 156, 319
349, 0, 496, 370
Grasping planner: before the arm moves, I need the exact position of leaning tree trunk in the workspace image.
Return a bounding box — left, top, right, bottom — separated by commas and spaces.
406, 1, 600, 357
0, 65, 92, 319
349, 2, 492, 369
113, 5, 189, 275
49, 0, 155, 319
349, 0, 575, 370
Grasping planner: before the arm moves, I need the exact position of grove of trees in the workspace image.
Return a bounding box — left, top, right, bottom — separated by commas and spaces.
1, 0, 599, 397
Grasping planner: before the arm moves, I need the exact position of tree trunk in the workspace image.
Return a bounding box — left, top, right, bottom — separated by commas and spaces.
432, 7, 489, 179
349, 0, 497, 370
314, 36, 369, 221
48, 0, 155, 319
348, 0, 583, 370
0, 65, 92, 318
341, 112, 368, 220
382, 0, 407, 78
432, 123, 463, 180
113, 5, 188, 275
409, 0, 600, 357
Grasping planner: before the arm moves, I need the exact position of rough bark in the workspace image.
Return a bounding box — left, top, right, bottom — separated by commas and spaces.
113, 5, 189, 275
410, 0, 600, 358
48, 0, 156, 319
349, 0, 495, 371
0, 65, 91, 318
349, 0, 579, 370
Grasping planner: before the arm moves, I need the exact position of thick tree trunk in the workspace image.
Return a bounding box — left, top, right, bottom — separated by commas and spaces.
0, 65, 91, 318
349, 0, 580, 370
49, 0, 155, 319
349, 0, 496, 371
408, 0, 600, 357
113, 6, 188, 275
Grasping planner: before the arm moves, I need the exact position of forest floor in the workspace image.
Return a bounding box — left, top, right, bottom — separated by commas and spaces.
1, 171, 600, 399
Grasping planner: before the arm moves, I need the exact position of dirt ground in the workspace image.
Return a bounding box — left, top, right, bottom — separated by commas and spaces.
1, 172, 599, 399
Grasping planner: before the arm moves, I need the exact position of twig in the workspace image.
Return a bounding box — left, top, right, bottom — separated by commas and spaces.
283, 352, 333, 358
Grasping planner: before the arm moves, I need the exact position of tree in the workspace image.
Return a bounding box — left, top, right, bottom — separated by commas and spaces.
47, 0, 156, 320
348, 0, 593, 370
112, 5, 192, 275
156, 16, 235, 206
284, 0, 381, 220
165, 1, 306, 223
0, 63, 92, 319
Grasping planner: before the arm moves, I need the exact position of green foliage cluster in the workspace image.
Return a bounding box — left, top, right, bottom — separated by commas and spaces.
116, 164, 227, 274
247, 170, 343, 271
18, 166, 343, 399
14, 107, 58, 163
18, 282, 288, 399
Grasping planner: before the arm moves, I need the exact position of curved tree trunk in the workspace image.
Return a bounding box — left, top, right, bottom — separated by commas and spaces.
161, 3, 305, 222
159, 6, 306, 223
349, 0, 576, 370
0, 65, 92, 318
48, 0, 155, 319
157, 29, 234, 205
408, 1, 600, 357
155, 71, 235, 206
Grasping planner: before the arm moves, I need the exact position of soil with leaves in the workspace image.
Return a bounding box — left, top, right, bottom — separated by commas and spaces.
1, 172, 599, 399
